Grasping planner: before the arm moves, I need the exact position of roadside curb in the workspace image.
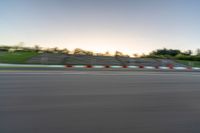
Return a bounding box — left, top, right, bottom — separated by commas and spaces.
65, 65, 200, 71
1, 64, 200, 71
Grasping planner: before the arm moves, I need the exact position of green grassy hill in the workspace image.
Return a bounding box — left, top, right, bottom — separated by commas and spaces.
0, 51, 40, 64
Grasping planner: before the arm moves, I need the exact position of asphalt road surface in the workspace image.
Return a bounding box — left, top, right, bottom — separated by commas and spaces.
1, 71, 200, 133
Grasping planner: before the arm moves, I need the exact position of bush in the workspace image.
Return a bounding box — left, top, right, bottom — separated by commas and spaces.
150, 48, 181, 57
175, 54, 200, 61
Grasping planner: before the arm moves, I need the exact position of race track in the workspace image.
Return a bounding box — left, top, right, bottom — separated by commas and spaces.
1, 71, 200, 133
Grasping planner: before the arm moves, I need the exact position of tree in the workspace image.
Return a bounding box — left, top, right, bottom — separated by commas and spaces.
52, 47, 59, 53
0, 45, 10, 51
104, 51, 111, 56
182, 50, 192, 56
34, 45, 41, 52
84, 51, 93, 56
73, 48, 85, 55
62, 48, 70, 54
133, 53, 139, 57
196, 49, 200, 56
115, 51, 124, 56
73, 48, 94, 55
150, 48, 181, 57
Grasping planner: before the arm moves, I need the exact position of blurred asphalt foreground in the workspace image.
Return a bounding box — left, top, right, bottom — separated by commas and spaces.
1, 70, 200, 133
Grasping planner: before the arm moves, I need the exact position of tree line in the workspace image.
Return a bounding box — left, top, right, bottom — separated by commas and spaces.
0, 44, 129, 57
143, 48, 200, 61
1, 44, 200, 61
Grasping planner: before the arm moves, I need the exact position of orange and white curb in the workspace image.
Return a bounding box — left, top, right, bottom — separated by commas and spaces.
65, 65, 200, 71
0, 64, 200, 71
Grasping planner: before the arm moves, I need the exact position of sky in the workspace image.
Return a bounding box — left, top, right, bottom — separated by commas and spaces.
1, 0, 200, 55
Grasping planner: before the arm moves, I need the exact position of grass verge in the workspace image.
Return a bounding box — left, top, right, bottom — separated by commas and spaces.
177, 60, 200, 67
0, 51, 39, 64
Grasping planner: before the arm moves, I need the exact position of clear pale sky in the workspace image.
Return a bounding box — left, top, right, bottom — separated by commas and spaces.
1, 0, 200, 54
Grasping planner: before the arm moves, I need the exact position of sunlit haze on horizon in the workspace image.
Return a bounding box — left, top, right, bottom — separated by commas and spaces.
1, 0, 200, 55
